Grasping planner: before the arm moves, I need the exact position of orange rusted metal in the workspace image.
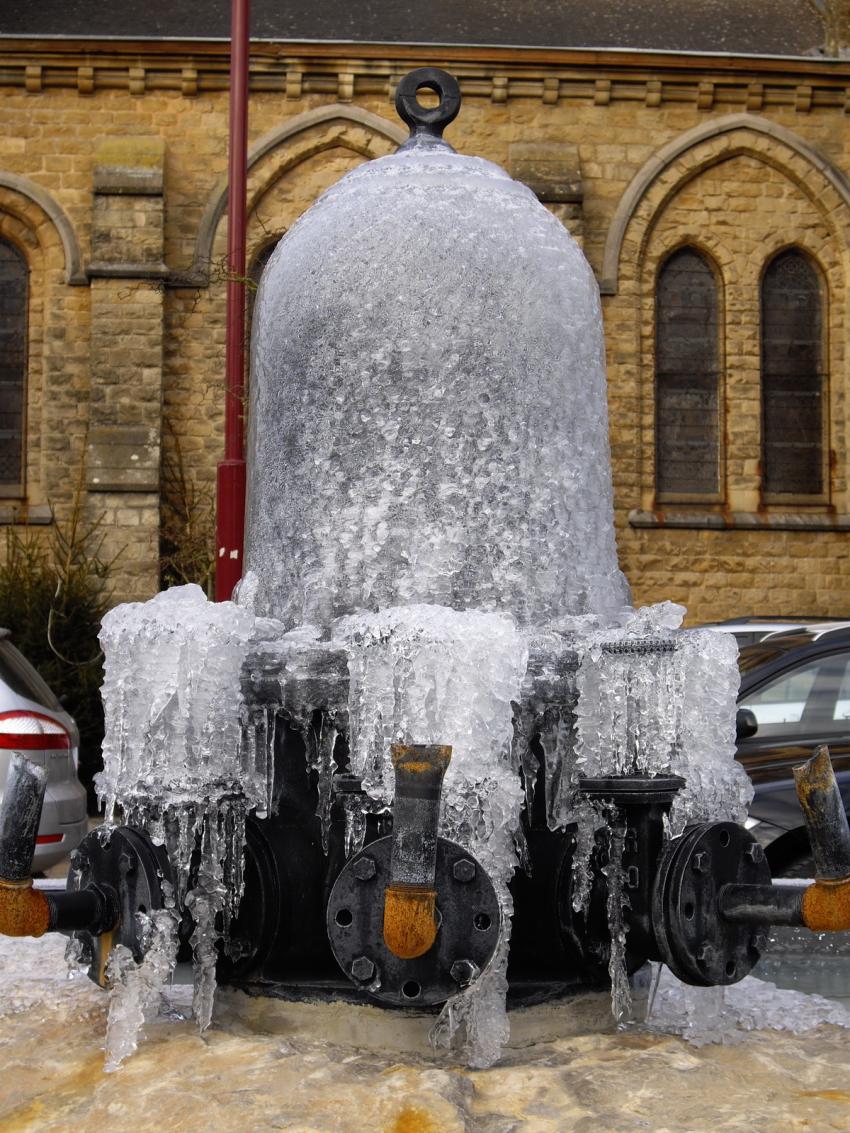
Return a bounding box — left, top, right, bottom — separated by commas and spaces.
801, 876, 850, 933
390, 744, 452, 774
0, 876, 50, 937
383, 884, 438, 959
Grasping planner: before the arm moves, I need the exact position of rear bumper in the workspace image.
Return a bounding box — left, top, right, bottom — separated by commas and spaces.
33, 781, 88, 872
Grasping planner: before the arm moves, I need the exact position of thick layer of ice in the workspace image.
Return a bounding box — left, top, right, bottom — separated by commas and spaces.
536, 602, 752, 834
334, 603, 527, 1068
98, 584, 264, 815
645, 963, 850, 1045
97, 585, 269, 1039
246, 144, 629, 631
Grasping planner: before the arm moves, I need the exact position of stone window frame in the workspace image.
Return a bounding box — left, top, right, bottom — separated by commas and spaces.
619, 118, 850, 531
0, 234, 29, 498
758, 244, 830, 508
653, 243, 726, 506
0, 199, 46, 513
0, 176, 83, 525
638, 230, 733, 513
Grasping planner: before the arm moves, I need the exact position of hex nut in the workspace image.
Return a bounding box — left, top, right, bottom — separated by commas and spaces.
350, 955, 376, 982
751, 933, 768, 952
352, 856, 377, 881
744, 842, 765, 863
118, 851, 136, 875
453, 859, 476, 883
450, 959, 479, 987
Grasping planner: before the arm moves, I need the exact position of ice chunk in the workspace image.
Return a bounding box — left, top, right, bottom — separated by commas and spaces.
645, 963, 850, 1045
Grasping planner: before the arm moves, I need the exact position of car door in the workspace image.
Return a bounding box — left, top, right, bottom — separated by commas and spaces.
737, 648, 850, 837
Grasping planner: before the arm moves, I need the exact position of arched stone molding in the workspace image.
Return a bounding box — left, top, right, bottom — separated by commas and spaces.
0, 172, 85, 286
601, 114, 850, 295
189, 105, 406, 281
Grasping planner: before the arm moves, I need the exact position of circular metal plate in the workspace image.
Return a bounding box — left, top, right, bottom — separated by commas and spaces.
654, 821, 771, 987
68, 825, 170, 985
327, 836, 501, 1007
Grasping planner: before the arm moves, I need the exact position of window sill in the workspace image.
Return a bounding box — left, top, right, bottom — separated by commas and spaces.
0, 503, 53, 525
628, 509, 850, 532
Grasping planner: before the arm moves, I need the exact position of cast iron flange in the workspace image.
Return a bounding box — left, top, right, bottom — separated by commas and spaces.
652, 820, 771, 986
327, 835, 500, 1007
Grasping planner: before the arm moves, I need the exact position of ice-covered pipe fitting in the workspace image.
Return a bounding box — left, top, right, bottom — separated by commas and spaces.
794, 746, 850, 933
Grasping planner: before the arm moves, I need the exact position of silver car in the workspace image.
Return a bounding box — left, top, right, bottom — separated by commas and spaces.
0, 629, 87, 871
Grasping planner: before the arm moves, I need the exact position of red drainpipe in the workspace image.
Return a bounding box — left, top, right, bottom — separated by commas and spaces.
215, 0, 250, 601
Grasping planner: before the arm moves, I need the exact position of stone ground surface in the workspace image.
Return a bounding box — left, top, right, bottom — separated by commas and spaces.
1, 936, 850, 1133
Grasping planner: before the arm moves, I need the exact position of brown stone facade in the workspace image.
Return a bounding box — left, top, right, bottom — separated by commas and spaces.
1, 41, 849, 618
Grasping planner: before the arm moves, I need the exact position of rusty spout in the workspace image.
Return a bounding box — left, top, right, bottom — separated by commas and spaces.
0, 877, 50, 937
382, 744, 451, 960
794, 746, 850, 933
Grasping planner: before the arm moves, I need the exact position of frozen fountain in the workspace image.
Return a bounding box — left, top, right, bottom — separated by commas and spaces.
1, 68, 849, 1075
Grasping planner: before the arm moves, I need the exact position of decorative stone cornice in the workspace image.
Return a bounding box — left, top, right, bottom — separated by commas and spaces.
1, 39, 850, 112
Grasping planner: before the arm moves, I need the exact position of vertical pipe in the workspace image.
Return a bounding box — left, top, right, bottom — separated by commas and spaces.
794, 745, 850, 879
0, 755, 46, 882
215, 0, 250, 601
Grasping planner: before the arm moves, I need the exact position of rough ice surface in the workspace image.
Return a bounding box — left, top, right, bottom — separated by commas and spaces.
97, 584, 266, 1035
246, 144, 629, 631
335, 604, 527, 1069
644, 963, 850, 1045
104, 909, 178, 1071
571, 603, 752, 830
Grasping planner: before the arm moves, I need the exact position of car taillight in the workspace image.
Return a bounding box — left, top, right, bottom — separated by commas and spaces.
35, 833, 64, 845
0, 711, 70, 751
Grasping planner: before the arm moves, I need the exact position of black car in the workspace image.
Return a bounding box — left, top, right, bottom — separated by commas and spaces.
736, 622, 850, 876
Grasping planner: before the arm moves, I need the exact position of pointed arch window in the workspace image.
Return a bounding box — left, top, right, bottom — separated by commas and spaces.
655, 247, 721, 499
761, 250, 825, 499
0, 239, 27, 495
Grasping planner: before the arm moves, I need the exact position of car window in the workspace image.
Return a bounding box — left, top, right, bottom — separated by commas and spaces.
0, 640, 62, 710
740, 661, 820, 736
740, 650, 850, 740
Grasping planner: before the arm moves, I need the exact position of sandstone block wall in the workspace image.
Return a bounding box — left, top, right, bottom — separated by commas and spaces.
0, 43, 847, 619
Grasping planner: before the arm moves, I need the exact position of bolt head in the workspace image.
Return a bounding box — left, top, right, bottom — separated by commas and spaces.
118, 851, 136, 875
696, 941, 716, 964
453, 858, 476, 883
352, 856, 377, 881
692, 851, 710, 874
751, 933, 768, 953
450, 958, 479, 987
745, 842, 765, 864
350, 955, 376, 982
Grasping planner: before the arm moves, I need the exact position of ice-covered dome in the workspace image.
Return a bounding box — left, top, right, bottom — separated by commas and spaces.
246, 70, 629, 629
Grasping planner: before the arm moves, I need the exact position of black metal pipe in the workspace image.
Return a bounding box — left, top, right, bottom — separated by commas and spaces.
46, 886, 118, 935
0, 754, 46, 881
718, 882, 804, 926
793, 746, 850, 880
